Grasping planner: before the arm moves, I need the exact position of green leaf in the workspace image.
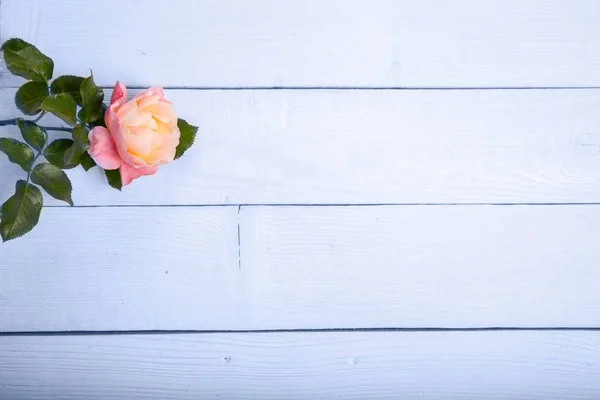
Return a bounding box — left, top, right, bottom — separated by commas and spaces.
63, 124, 89, 167
17, 119, 47, 151
15, 81, 49, 115
0, 180, 43, 242
42, 139, 75, 169
89, 103, 108, 128
79, 152, 96, 171
40, 94, 77, 125
79, 73, 104, 123
50, 75, 84, 104
30, 163, 73, 206
1, 38, 54, 82
0, 138, 34, 171
175, 118, 198, 159
105, 169, 122, 191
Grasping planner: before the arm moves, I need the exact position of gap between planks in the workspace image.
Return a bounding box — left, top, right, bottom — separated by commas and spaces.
237, 205, 242, 271
42, 203, 600, 208
2, 327, 600, 337
3, 86, 600, 90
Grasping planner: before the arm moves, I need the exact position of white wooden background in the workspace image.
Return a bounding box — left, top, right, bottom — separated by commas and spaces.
1, 0, 600, 398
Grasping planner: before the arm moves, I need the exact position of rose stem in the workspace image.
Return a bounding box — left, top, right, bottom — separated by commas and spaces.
0, 118, 72, 132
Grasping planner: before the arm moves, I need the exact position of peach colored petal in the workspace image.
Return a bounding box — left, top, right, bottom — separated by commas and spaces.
130, 154, 151, 167
145, 146, 174, 166
115, 100, 139, 119
88, 126, 121, 170
119, 162, 158, 186
102, 83, 180, 175
107, 101, 135, 166
133, 86, 164, 102
145, 102, 175, 123
137, 95, 162, 110
126, 128, 154, 156
154, 118, 171, 135
143, 115, 158, 131
152, 125, 180, 164
163, 124, 181, 150
156, 145, 177, 164
128, 124, 152, 136
119, 106, 150, 127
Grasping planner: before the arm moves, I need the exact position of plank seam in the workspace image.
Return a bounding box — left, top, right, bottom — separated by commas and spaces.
42, 203, 600, 208
3, 86, 600, 91
2, 327, 600, 337
237, 205, 242, 272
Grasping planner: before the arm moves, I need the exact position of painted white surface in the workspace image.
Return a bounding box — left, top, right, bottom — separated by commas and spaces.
2, 332, 600, 399
1, 0, 599, 398
2, 0, 600, 88
4, 206, 600, 332
0, 207, 240, 332
240, 206, 600, 329
3, 88, 600, 205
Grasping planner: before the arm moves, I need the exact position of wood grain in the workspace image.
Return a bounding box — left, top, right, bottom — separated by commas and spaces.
2, 332, 600, 399
2, 89, 600, 206
239, 205, 600, 329
1, 2, 599, 397
0, 207, 240, 332
2, 0, 599, 88
3, 205, 600, 331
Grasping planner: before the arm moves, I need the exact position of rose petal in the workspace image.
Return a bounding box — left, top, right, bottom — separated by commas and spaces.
106, 83, 135, 167
125, 127, 154, 156
133, 86, 164, 103
119, 162, 158, 186
145, 102, 176, 123
104, 83, 179, 171
88, 126, 121, 170
109, 81, 127, 109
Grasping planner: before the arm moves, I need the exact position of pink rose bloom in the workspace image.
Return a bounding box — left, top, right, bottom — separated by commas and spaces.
88, 82, 180, 186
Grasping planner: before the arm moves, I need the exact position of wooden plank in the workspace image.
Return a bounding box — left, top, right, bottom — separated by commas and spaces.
1, 331, 600, 399
2, 0, 600, 88
4, 205, 600, 331
0, 207, 241, 332
2, 88, 600, 205
239, 206, 600, 329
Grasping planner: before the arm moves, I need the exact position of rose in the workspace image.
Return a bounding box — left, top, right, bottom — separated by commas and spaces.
88, 82, 180, 186
0, 38, 200, 242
